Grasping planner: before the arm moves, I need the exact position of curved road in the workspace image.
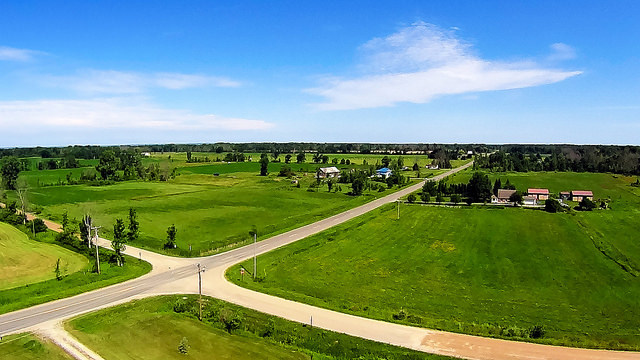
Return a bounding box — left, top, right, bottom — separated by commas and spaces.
2, 161, 639, 359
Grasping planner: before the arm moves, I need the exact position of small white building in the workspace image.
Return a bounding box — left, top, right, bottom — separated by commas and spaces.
523, 195, 538, 206
318, 166, 340, 178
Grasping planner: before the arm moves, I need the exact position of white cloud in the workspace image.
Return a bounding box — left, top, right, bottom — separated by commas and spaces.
39, 69, 241, 94
309, 22, 582, 110
0, 46, 41, 62
548, 42, 577, 61
0, 98, 273, 131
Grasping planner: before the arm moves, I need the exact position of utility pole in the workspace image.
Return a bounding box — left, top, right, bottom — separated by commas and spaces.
249, 226, 257, 280
397, 200, 400, 220
91, 225, 102, 274
253, 232, 257, 279
196, 263, 206, 321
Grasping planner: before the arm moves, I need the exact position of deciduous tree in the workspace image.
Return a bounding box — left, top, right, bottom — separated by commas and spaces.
0, 156, 20, 190
112, 218, 126, 266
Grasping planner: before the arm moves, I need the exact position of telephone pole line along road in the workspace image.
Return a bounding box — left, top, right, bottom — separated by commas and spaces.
2, 161, 638, 359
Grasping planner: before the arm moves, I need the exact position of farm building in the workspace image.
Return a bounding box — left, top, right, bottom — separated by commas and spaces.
527, 188, 549, 200
571, 190, 594, 202
523, 195, 538, 206
317, 166, 340, 178
376, 167, 393, 178
491, 189, 517, 204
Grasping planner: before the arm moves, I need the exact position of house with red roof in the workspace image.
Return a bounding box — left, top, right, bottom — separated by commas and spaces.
571, 190, 593, 202
527, 188, 549, 200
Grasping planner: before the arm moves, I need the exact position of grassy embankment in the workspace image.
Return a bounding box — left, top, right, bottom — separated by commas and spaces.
230, 172, 640, 350
0, 333, 72, 360
0, 223, 151, 315
18, 153, 432, 256
0, 222, 87, 290
66, 295, 452, 360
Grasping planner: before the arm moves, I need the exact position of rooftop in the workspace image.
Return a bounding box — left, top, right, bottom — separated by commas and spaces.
527, 188, 549, 194
497, 189, 517, 199
571, 190, 593, 196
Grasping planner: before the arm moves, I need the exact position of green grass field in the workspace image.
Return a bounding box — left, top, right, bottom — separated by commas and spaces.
20, 163, 407, 256
66, 295, 451, 360
0, 225, 152, 315
0, 222, 87, 290
0, 333, 71, 360
230, 172, 640, 350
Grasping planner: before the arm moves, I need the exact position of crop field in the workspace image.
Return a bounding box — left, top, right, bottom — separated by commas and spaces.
230, 172, 640, 350
65, 295, 451, 360
18, 153, 426, 256
0, 222, 87, 290
0, 333, 72, 360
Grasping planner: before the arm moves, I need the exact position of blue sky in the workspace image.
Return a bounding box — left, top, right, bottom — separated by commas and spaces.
1, 1, 639, 146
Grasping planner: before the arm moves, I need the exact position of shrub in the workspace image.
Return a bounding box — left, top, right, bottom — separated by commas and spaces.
545, 198, 563, 213
177, 337, 190, 354
31, 218, 49, 233
578, 198, 596, 211
173, 299, 189, 313
529, 325, 545, 339
391, 309, 406, 320
407, 194, 416, 203
219, 308, 242, 333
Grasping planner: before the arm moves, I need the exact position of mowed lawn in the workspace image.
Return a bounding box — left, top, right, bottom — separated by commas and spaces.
0, 222, 87, 290
231, 174, 640, 350
66, 295, 450, 360
0, 333, 72, 360
27, 170, 378, 256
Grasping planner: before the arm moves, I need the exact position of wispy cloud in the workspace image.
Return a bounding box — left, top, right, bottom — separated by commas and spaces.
38, 69, 242, 94
0, 98, 273, 131
0, 46, 42, 62
308, 22, 582, 110
547, 42, 577, 61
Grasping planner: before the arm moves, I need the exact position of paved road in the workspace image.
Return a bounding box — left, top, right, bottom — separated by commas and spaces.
2, 160, 640, 359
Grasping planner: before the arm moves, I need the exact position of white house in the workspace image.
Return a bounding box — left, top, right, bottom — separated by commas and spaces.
317, 166, 340, 178
376, 167, 393, 179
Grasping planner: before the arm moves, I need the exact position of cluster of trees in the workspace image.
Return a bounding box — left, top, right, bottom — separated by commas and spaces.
331, 158, 352, 165
475, 146, 640, 175
186, 151, 213, 163
36, 155, 80, 170
418, 172, 501, 204
95, 149, 174, 182
223, 152, 247, 162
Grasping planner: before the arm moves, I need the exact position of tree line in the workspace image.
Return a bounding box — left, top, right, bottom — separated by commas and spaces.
475, 146, 640, 175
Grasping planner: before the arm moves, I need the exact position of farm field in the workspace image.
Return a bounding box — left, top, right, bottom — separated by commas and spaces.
230, 172, 640, 350
0, 333, 72, 360
18, 153, 429, 256
0, 222, 87, 290
65, 295, 451, 360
